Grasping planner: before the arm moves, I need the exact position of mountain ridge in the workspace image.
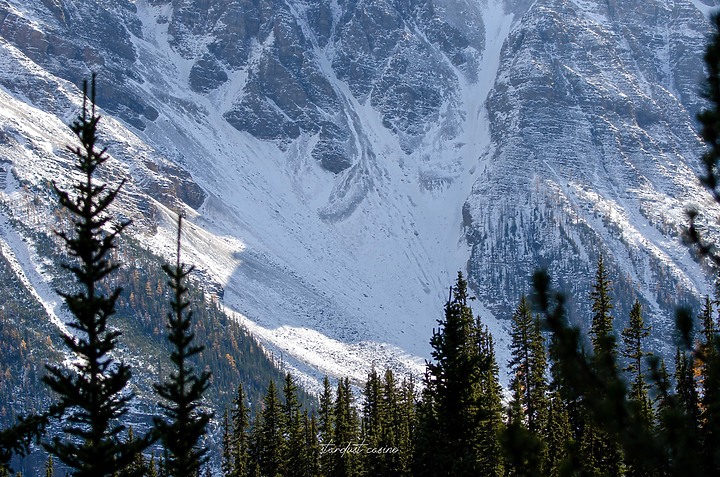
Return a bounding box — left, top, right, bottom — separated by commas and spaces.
0, 0, 718, 390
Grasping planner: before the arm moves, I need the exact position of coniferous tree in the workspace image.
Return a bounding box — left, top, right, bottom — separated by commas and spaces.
118, 427, 148, 477
231, 384, 251, 477
317, 376, 334, 477
697, 295, 720, 474
578, 256, 623, 477
415, 272, 503, 477
620, 301, 654, 477
332, 377, 360, 477
379, 369, 402, 477
153, 215, 212, 477
396, 375, 416, 477
475, 317, 505, 477
361, 366, 383, 477
544, 391, 572, 477
621, 301, 654, 428
505, 297, 549, 477
250, 381, 286, 477
303, 412, 321, 477
43, 75, 147, 477
282, 373, 306, 477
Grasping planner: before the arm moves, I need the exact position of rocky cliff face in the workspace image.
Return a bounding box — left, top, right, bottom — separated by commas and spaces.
0, 0, 718, 381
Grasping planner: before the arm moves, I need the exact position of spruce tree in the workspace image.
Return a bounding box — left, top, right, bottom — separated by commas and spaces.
621, 301, 653, 428
415, 272, 503, 477
231, 384, 251, 477
153, 215, 212, 477
544, 391, 571, 477
250, 381, 286, 477
282, 373, 306, 477
303, 412, 321, 477
43, 75, 147, 477
578, 256, 623, 477
620, 300, 654, 477
505, 297, 549, 477
361, 366, 383, 476
317, 376, 334, 477
332, 377, 360, 477
508, 297, 549, 435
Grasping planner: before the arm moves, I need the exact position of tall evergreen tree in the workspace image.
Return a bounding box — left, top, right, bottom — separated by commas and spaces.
317, 376, 334, 477
153, 215, 212, 477
231, 384, 251, 477
303, 412, 321, 477
415, 272, 503, 477
282, 373, 306, 477
577, 256, 623, 477
505, 297, 549, 477
361, 366, 384, 477
621, 301, 653, 428
43, 75, 147, 477
620, 300, 654, 477
331, 377, 360, 477
250, 381, 286, 477
508, 297, 549, 435
544, 391, 572, 477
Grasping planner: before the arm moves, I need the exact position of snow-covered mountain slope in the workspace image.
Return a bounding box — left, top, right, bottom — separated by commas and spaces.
0, 0, 718, 386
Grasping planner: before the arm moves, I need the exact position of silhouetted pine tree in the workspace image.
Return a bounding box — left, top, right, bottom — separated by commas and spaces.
543, 391, 571, 477
43, 75, 147, 477
620, 300, 654, 477
153, 216, 212, 477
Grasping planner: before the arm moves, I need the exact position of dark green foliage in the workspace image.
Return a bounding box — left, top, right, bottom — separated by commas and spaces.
283, 373, 306, 477
250, 381, 286, 477
621, 300, 653, 428
620, 301, 654, 477
317, 376, 333, 477
543, 392, 572, 477
230, 384, 251, 477
504, 296, 549, 477
303, 412, 321, 477
415, 272, 503, 477
331, 377, 360, 477
153, 216, 212, 477
531, 268, 720, 477
222, 410, 233, 477
43, 76, 148, 477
